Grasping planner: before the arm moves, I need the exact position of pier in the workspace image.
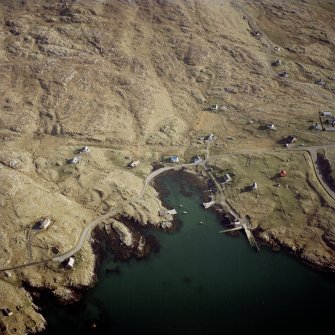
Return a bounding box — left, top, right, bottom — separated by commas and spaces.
219, 218, 260, 251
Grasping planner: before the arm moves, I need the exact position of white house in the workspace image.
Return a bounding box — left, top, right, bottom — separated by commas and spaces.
79, 146, 89, 154
193, 155, 202, 164
223, 174, 232, 183
129, 160, 140, 168
2, 308, 13, 317
316, 79, 326, 86
279, 71, 289, 78
272, 59, 281, 66
266, 123, 276, 130
251, 182, 258, 190
320, 111, 332, 117
204, 133, 215, 141
210, 104, 219, 111
69, 157, 79, 164
66, 257, 75, 269
170, 156, 179, 163
39, 218, 51, 230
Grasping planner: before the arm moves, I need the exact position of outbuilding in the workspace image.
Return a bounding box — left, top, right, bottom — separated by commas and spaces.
69, 157, 79, 164
285, 135, 297, 144
280, 169, 287, 177
223, 174, 232, 183
193, 155, 202, 164
315, 79, 326, 86
204, 133, 215, 141
266, 123, 276, 130
79, 146, 89, 154
39, 217, 51, 230
279, 71, 289, 78
320, 111, 332, 117
210, 104, 219, 111
271, 59, 282, 66
129, 160, 140, 168
65, 257, 75, 269
2, 308, 13, 317
170, 156, 179, 163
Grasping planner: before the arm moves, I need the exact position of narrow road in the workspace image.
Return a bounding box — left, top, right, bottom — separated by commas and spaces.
0, 161, 205, 271
289, 144, 335, 201
55, 160, 206, 262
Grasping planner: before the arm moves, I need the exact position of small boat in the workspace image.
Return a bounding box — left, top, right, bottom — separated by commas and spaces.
182, 211, 188, 214
179, 204, 184, 207
199, 221, 204, 225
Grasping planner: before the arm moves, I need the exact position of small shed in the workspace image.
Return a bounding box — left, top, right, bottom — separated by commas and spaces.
69, 157, 79, 164
129, 160, 140, 168
251, 182, 257, 190
279, 71, 289, 78
315, 79, 326, 86
320, 111, 332, 117
170, 156, 179, 163
2, 308, 13, 317
193, 155, 202, 164
39, 218, 51, 230
204, 133, 215, 141
285, 135, 297, 144
280, 169, 287, 177
210, 104, 219, 111
223, 174, 232, 183
271, 59, 281, 66
79, 146, 89, 154
65, 257, 75, 269
266, 123, 276, 130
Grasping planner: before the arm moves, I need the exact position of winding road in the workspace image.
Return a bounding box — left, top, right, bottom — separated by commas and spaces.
289, 144, 335, 201
0, 161, 205, 271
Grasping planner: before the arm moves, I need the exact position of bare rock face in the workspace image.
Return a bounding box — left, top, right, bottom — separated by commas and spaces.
323, 227, 335, 250
111, 219, 134, 248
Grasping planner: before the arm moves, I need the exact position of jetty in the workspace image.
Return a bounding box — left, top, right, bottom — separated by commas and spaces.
219, 217, 260, 251
203, 200, 215, 209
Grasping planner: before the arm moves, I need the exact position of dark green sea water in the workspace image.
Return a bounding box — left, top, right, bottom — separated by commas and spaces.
42, 173, 335, 335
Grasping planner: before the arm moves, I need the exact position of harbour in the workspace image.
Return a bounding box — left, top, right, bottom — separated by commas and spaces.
41, 172, 335, 335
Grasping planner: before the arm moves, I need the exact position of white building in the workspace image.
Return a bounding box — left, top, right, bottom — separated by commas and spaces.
69, 157, 79, 164
210, 104, 219, 111
39, 218, 51, 230
66, 257, 75, 269
193, 155, 202, 164
204, 133, 215, 141
223, 174, 232, 183
79, 146, 89, 154
266, 123, 276, 130
170, 156, 179, 163
129, 160, 140, 168
251, 182, 258, 190
320, 111, 332, 117
272, 59, 281, 66
316, 79, 326, 86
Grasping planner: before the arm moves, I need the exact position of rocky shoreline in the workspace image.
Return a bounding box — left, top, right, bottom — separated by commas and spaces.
7, 166, 333, 335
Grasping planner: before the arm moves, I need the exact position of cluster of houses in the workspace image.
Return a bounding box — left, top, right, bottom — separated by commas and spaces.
68, 146, 90, 165
319, 111, 335, 129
